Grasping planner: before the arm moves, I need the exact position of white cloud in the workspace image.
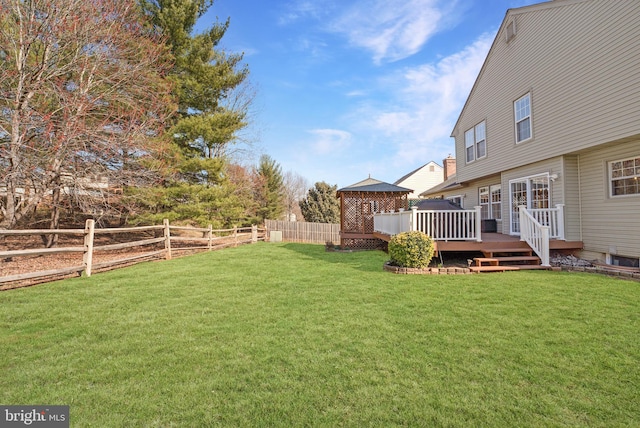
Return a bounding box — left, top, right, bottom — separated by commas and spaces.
329, 0, 457, 64
308, 129, 352, 155
352, 31, 495, 166
278, 1, 334, 25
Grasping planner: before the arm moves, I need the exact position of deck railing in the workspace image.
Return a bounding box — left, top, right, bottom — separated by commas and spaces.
519, 205, 550, 266
374, 206, 483, 242
528, 204, 565, 240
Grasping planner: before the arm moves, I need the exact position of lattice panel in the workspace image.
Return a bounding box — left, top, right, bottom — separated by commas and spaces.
341, 238, 386, 251
340, 192, 408, 234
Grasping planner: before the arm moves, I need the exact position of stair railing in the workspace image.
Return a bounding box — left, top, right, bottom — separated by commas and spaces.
518, 205, 550, 266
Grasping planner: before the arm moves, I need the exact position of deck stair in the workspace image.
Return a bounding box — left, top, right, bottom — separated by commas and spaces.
470, 247, 548, 272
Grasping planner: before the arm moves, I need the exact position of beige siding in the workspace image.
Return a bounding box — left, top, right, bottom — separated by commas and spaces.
561, 155, 581, 241
577, 140, 640, 261
454, 0, 640, 183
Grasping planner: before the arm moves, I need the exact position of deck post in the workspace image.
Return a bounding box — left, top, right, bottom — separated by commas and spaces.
541, 226, 550, 266
411, 206, 418, 232
518, 205, 526, 241
556, 204, 565, 240
474, 206, 482, 242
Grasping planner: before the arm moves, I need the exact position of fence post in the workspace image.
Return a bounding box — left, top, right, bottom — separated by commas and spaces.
251, 225, 258, 243
83, 219, 95, 277
208, 224, 213, 251
163, 219, 172, 260
233, 226, 238, 247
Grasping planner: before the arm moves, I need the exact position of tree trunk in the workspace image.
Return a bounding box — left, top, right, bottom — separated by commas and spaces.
43, 186, 62, 248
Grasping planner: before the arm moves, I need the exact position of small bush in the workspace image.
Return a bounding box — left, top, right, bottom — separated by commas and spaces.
388, 231, 435, 268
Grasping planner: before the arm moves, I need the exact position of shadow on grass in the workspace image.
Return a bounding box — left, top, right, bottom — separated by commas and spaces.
281, 243, 387, 274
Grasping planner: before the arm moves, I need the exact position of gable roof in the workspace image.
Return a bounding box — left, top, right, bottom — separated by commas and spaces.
393, 161, 441, 185
337, 177, 412, 194
450, 0, 593, 137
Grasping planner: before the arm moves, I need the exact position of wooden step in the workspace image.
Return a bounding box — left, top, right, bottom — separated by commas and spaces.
482, 248, 533, 257
473, 257, 499, 266
493, 256, 541, 264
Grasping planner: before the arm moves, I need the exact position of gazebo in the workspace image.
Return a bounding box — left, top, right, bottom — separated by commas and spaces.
336, 177, 412, 250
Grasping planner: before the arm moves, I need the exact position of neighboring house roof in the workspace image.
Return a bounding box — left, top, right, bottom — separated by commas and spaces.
420, 174, 464, 197
393, 161, 441, 185
337, 177, 412, 194
393, 161, 445, 199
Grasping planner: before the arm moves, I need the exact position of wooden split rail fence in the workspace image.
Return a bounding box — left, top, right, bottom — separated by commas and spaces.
0, 220, 265, 287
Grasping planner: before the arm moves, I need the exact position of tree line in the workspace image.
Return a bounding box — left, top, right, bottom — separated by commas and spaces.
0, 0, 340, 240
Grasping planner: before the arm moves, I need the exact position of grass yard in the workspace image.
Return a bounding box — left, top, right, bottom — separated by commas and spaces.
1, 243, 639, 427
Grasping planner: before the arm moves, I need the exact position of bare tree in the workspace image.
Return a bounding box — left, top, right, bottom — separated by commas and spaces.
282, 170, 309, 221
0, 0, 173, 238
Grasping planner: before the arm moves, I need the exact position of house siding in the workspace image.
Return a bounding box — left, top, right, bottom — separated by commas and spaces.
561, 155, 581, 242
395, 162, 444, 199
577, 140, 640, 262
454, 0, 640, 183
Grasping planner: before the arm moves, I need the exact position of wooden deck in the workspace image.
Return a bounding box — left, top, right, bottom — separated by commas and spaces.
374, 232, 583, 254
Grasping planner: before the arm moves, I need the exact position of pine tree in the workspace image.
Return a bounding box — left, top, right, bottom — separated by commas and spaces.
300, 182, 340, 223
131, 0, 256, 227
255, 155, 285, 222
140, 0, 249, 160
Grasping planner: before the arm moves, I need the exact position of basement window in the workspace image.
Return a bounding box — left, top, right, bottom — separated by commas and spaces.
610, 254, 640, 269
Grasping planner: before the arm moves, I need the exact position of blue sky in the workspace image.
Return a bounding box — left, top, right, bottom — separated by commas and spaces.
199, 0, 540, 189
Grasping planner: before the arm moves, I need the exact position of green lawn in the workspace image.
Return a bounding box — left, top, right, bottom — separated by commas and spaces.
1, 243, 639, 427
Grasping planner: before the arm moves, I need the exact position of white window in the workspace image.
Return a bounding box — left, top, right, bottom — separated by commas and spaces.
465, 128, 475, 163
465, 120, 487, 163
514, 93, 532, 143
479, 185, 501, 220
609, 156, 640, 197
491, 185, 501, 220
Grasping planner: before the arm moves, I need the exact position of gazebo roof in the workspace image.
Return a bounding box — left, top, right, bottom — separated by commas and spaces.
337, 177, 412, 194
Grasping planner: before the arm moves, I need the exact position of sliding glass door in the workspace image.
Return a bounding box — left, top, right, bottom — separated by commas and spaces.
509, 174, 550, 234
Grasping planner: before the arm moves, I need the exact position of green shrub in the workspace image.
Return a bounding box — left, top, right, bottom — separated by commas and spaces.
388, 231, 435, 268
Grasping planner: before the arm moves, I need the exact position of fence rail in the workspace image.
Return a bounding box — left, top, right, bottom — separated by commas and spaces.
1, 220, 265, 288
265, 220, 340, 244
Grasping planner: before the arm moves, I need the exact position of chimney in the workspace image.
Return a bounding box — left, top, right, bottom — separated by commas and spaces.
443, 155, 456, 180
